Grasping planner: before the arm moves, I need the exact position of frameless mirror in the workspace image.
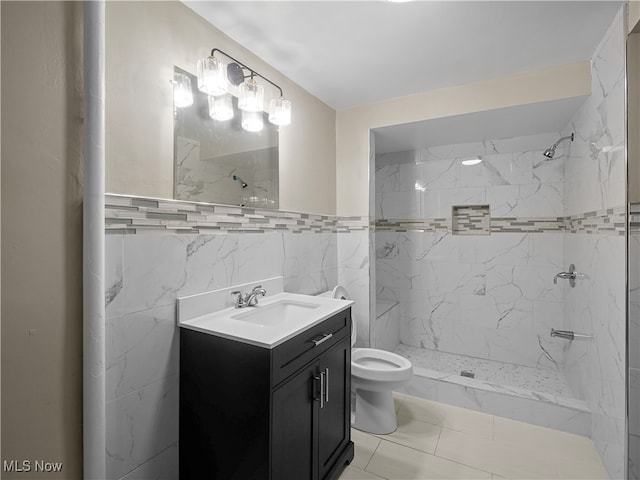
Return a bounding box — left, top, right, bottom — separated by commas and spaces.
173, 67, 279, 208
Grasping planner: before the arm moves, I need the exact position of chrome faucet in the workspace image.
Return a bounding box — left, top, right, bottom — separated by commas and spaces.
245, 285, 267, 306
231, 285, 267, 309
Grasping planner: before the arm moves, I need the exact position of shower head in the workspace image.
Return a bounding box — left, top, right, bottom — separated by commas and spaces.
543, 133, 574, 158
233, 175, 248, 189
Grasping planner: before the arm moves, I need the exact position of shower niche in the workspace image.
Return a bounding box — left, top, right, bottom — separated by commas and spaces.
451, 205, 490, 235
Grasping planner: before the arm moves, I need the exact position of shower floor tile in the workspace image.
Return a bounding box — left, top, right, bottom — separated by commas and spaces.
394, 344, 578, 399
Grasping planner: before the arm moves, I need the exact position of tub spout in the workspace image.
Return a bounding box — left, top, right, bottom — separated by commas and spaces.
550, 328, 574, 340
550, 328, 593, 341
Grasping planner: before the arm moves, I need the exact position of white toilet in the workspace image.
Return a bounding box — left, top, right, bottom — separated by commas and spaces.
328, 286, 413, 435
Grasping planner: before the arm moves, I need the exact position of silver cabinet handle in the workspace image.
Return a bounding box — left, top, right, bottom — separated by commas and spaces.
319, 371, 325, 409
313, 374, 322, 407
324, 368, 329, 404
311, 333, 333, 347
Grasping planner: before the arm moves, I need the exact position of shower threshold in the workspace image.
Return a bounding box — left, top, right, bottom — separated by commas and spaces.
393, 344, 590, 436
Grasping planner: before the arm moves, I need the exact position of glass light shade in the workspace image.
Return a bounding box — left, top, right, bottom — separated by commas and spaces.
197, 56, 227, 96
238, 78, 264, 112
241, 110, 264, 132
268, 96, 292, 126
173, 72, 193, 108
208, 94, 233, 121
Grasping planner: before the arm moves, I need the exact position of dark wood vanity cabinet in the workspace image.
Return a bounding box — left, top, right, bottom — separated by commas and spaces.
180, 308, 354, 480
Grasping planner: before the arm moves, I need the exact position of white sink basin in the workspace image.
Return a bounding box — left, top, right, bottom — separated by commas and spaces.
178, 289, 353, 348
231, 300, 320, 327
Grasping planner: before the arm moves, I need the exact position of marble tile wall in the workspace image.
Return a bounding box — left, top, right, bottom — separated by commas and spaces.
559, 7, 626, 478
374, 133, 569, 371
372, 300, 401, 351
376, 230, 566, 370
338, 231, 371, 347
104, 203, 360, 478
375, 132, 564, 221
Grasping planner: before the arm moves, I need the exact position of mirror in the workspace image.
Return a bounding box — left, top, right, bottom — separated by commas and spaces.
174, 67, 279, 208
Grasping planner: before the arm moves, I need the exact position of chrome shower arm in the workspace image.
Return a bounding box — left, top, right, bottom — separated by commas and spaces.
551, 133, 575, 149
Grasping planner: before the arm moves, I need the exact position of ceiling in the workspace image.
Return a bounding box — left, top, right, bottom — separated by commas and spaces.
372, 95, 587, 153
184, 1, 622, 111
183, 1, 622, 153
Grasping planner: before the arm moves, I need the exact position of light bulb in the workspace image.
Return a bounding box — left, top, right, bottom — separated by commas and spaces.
238, 78, 264, 112
197, 56, 227, 96
208, 94, 233, 121
241, 110, 263, 132
268, 96, 292, 126
173, 72, 193, 108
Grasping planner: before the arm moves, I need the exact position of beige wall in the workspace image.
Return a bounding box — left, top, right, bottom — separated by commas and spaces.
106, 1, 336, 215
1, 2, 83, 478
336, 61, 592, 216
630, 0, 640, 34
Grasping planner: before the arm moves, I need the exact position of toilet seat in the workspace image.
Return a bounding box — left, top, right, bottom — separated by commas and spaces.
352, 348, 413, 382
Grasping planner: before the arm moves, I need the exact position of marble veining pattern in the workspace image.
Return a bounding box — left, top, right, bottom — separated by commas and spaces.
376, 230, 566, 370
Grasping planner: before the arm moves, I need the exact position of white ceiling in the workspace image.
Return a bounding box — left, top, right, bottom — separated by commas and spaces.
183, 1, 622, 153
372, 95, 588, 153
184, 1, 622, 111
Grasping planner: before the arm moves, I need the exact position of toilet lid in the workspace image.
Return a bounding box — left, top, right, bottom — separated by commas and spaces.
331, 286, 356, 346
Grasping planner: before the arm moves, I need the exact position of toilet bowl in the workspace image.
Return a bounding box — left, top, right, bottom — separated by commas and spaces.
327, 286, 413, 435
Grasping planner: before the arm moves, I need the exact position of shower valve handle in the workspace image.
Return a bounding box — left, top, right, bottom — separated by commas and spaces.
553, 264, 581, 288
554, 271, 576, 283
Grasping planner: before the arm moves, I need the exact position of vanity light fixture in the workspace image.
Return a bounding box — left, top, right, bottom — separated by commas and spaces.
461, 157, 482, 166
173, 71, 194, 108
197, 48, 292, 130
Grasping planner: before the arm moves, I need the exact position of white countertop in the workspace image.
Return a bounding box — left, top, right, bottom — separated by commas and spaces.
178, 291, 353, 349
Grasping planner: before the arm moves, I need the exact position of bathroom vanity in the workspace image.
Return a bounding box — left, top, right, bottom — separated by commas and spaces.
178, 281, 354, 480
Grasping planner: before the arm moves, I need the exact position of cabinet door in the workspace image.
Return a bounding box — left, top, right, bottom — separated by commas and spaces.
272, 361, 319, 480
317, 335, 351, 480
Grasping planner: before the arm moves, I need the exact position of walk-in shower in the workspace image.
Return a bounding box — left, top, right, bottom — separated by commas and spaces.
373, 130, 591, 437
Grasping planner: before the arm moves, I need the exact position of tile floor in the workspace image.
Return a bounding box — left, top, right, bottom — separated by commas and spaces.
340, 393, 609, 480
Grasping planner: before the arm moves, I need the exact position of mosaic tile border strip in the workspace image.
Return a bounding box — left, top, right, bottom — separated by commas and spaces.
105, 194, 368, 234
565, 207, 626, 235
106, 195, 626, 236
375, 206, 627, 236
